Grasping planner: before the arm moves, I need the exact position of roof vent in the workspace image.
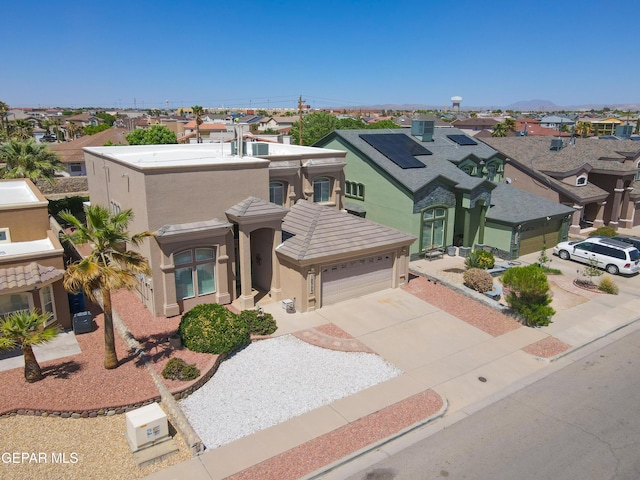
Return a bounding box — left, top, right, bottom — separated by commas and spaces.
550, 138, 564, 151
411, 120, 435, 142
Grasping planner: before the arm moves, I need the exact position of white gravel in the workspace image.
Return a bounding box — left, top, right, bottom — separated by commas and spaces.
179, 335, 402, 449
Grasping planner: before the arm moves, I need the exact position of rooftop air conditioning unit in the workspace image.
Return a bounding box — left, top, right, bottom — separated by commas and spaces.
550, 138, 564, 151
411, 120, 435, 142
126, 403, 170, 452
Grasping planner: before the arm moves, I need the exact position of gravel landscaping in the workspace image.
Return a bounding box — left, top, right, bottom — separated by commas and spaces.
179, 335, 403, 449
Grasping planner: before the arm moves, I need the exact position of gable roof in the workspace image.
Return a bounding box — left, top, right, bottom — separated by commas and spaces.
316, 128, 498, 194
277, 200, 415, 263
49, 128, 129, 163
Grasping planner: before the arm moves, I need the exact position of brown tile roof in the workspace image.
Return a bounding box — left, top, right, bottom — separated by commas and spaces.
0, 262, 64, 292
277, 201, 415, 262
183, 121, 227, 131
225, 197, 288, 220
49, 128, 129, 163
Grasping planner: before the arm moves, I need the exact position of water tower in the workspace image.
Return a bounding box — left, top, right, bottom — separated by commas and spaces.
451, 96, 463, 112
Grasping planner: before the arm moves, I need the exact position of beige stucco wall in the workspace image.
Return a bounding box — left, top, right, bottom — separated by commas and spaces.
503, 163, 562, 203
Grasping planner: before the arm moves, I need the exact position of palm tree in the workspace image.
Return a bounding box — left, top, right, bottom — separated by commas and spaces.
61, 206, 153, 369
8, 119, 34, 140
0, 138, 64, 184
192, 105, 204, 143
504, 117, 516, 132
492, 123, 508, 137
0, 100, 8, 138
575, 121, 592, 138
66, 120, 79, 140
0, 310, 60, 382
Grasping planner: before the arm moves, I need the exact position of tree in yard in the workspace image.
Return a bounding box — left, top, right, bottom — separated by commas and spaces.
0, 138, 64, 184
575, 121, 592, 138
0, 310, 60, 382
61, 206, 153, 369
66, 121, 80, 140
126, 125, 177, 145
502, 264, 555, 327
290, 111, 338, 145
0, 100, 8, 138
491, 122, 509, 137
192, 105, 204, 143
367, 119, 402, 130
8, 119, 34, 140
504, 117, 516, 132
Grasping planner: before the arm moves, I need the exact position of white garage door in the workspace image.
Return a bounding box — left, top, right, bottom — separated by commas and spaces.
321, 254, 393, 306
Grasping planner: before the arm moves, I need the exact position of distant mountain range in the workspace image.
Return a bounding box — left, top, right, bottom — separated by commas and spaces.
330, 100, 640, 112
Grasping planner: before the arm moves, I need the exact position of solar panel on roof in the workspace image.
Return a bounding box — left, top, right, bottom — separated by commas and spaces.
359, 134, 430, 169
447, 134, 477, 146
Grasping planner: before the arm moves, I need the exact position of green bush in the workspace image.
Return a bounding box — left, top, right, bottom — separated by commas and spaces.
465, 249, 495, 270
463, 268, 494, 293
161, 357, 200, 381
502, 265, 555, 327
598, 275, 619, 295
588, 226, 616, 237
178, 303, 250, 354
238, 309, 277, 335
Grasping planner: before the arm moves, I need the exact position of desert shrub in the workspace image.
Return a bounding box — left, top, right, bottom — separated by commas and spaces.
598, 275, 619, 295
465, 250, 495, 270
463, 268, 494, 293
238, 309, 277, 335
502, 265, 555, 327
588, 226, 616, 237
161, 357, 200, 381
178, 303, 250, 354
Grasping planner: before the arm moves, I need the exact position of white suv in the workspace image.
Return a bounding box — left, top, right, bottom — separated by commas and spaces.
553, 237, 640, 275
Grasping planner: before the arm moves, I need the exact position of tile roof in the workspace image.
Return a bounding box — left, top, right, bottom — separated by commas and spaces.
277, 200, 415, 262
183, 121, 227, 131
49, 128, 129, 163
320, 128, 498, 193
225, 197, 288, 220
0, 262, 64, 291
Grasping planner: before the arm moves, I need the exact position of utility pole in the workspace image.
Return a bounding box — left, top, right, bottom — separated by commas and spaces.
298, 95, 305, 145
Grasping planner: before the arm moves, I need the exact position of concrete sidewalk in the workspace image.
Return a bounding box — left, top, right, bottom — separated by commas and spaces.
144, 251, 640, 480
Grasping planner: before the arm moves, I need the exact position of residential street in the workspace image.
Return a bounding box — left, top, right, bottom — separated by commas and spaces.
341, 326, 640, 480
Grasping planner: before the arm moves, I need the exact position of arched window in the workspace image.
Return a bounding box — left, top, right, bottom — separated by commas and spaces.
174, 248, 216, 300
313, 177, 331, 203
421, 207, 447, 250
486, 163, 497, 181
269, 181, 285, 206
461, 165, 473, 176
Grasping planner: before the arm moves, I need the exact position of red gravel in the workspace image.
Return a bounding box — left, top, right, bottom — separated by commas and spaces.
403, 275, 522, 337
228, 389, 444, 480
0, 289, 215, 414
522, 336, 572, 358
313, 323, 354, 339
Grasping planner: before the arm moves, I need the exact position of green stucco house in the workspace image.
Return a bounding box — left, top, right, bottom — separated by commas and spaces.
314, 121, 574, 259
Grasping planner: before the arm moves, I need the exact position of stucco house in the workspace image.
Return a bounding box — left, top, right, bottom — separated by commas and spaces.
0, 179, 71, 329
481, 136, 640, 233
83, 141, 414, 317
314, 121, 574, 259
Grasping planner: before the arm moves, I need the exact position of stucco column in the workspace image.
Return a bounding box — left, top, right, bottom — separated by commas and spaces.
216, 237, 231, 304
592, 201, 606, 229
238, 227, 254, 310
270, 229, 282, 300
609, 179, 624, 230
463, 208, 471, 247
569, 205, 583, 235
619, 187, 633, 228
478, 205, 487, 244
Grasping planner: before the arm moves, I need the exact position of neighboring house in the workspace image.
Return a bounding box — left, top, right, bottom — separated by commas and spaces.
65, 114, 102, 127
179, 121, 232, 143
49, 128, 129, 176
481, 136, 640, 233
539, 115, 575, 130
314, 121, 573, 259
0, 179, 71, 329
590, 117, 624, 137
451, 117, 499, 131
515, 118, 571, 137
83, 142, 414, 316
394, 115, 448, 129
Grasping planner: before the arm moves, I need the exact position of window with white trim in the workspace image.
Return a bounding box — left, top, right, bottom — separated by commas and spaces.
313, 177, 331, 203
174, 248, 216, 300
40, 285, 56, 325
0, 293, 31, 318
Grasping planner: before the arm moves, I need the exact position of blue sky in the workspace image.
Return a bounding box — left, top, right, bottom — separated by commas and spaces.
2, 0, 639, 110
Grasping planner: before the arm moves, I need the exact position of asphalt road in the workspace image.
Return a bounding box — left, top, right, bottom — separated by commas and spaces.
342, 327, 640, 480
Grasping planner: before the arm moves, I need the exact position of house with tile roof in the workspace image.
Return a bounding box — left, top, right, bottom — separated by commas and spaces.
83, 142, 414, 316
481, 136, 640, 233
0, 179, 71, 329
314, 121, 574, 259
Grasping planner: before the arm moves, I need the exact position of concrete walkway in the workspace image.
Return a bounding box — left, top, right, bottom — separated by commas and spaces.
0, 330, 82, 373
144, 248, 640, 480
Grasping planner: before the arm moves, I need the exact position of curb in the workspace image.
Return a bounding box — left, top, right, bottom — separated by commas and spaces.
301, 395, 449, 480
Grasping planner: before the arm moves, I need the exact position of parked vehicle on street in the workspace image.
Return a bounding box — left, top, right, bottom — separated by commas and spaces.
553, 237, 640, 275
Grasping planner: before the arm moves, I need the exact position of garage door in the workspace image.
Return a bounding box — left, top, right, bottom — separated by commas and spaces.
321, 254, 393, 306
519, 220, 562, 255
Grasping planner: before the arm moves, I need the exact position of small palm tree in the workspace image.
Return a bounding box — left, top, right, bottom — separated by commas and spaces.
8, 119, 34, 140
61, 205, 153, 369
0, 138, 64, 184
492, 123, 508, 137
192, 105, 204, 143
0, 310, 60, 383
504, 117, 516, 132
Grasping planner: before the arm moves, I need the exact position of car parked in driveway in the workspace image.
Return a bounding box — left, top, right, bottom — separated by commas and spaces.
553, 237, 640, 275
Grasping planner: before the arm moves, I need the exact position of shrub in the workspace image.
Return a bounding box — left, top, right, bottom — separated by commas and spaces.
161, 357, 201, 381
502, 265, 555, 327
588, 226, 616, 238
465, 249, 495, 270
598, 275, 619, 295
238, 309, 277, 336
463, 268, 494, 293
179, 303, 250, 354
